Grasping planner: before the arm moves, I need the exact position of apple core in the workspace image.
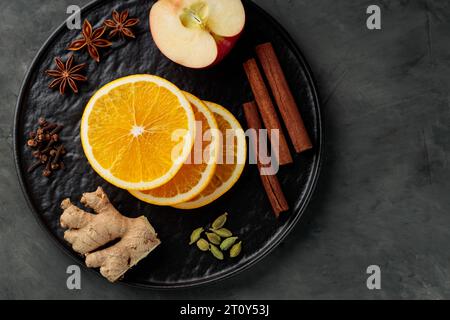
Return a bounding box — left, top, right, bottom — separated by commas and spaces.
179, 2, 209, 30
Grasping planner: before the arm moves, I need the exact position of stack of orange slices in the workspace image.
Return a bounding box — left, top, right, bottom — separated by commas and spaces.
81, 75, 246, 209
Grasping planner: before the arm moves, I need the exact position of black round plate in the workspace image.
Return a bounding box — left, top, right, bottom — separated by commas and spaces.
13, 0, 322, 289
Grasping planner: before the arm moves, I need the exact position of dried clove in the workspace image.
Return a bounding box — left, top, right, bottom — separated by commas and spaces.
41, 140, 55, 154
43, 159, 52, 177
27, 139, 38, 147
50, 125, 64, 135
39, 154, 48, 164
32, 150, 41, 158
26, 118, 67, 178
51, 145, 64, 170
42, 123, 57, 132
38, 117, 48, 127
27, 161, 43, 174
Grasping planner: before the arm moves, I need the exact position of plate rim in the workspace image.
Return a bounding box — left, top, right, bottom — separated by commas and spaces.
13, 0, 323, 290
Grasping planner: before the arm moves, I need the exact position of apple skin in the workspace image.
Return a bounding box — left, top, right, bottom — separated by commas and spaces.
210, 32, 242, 67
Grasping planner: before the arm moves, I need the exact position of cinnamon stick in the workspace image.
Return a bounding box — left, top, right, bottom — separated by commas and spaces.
243, 101, 289, 217
243, 59, 293, 165
256, 43, 312, 153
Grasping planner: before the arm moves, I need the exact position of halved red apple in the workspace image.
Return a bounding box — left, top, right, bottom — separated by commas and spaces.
150, 0, 246, 68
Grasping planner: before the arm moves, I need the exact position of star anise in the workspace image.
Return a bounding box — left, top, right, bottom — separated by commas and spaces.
45, 55, 87, 95
67, 19, 112, 62
104, 10, 140, 39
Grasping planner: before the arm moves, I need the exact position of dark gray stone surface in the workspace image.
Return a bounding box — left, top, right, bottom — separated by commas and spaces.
0, 0, 449, 299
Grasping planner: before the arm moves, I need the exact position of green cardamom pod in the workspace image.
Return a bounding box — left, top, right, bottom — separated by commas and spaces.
206, 232, 222, 245
196, 238, 210, 252
220, 237, 238, 251
189, 227, 204, 245
230, 241, 242, 258
211, 212, 228, 230
209, 244, 224, 260
211, 228, 233, 238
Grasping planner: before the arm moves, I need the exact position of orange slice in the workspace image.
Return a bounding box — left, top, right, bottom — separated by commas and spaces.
80, 75, 196, 190
174, 101, 247, 210
129, 92, 220, 205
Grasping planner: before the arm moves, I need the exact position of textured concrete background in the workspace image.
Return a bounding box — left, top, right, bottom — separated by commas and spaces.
1, 0, 449, 299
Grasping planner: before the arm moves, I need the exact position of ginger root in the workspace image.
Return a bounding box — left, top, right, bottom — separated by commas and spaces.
60, 187, 161, 282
